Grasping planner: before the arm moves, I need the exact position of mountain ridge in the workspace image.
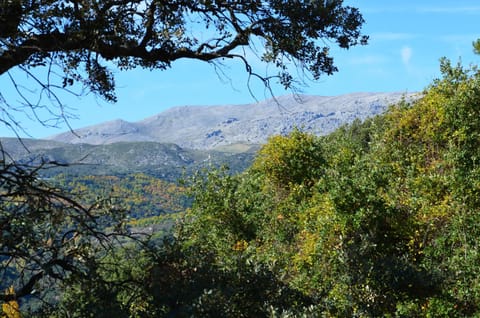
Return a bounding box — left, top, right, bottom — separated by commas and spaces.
47, 92, 417, 149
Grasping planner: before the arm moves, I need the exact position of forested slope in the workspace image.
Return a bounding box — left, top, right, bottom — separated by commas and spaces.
12, 59, 480, 317
170, 59, 480, 317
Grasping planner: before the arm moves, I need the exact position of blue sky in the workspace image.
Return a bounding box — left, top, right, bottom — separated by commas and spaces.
1, 0, 479, 138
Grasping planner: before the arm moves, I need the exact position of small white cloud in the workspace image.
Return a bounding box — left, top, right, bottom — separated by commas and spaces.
401, 46, 413, 66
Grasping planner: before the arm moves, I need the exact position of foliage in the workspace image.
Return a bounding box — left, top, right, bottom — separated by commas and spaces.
54, 173, 187, 219
163, 58, 480, 317
45, 241, 159, 318
0, 159, 143, 315
2, 287, 21, 318
253, 129, 325, 191
0, 0, 367, 134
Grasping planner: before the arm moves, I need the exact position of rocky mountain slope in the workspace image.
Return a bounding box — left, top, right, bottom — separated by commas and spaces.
48, 92, 416, 149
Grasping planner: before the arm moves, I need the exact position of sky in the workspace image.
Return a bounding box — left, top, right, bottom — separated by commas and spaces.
1, 0, 479, 138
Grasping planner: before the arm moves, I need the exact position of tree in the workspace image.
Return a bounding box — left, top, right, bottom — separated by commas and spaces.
0, 1, 369, 314
253, 129, 325, 191
473, 38, 480, 55
0, 0, 367, 133
170, 54, 480, 316
0, 157, 137, 314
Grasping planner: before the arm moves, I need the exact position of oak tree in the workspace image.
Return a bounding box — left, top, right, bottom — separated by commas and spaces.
0, 0, 367, 132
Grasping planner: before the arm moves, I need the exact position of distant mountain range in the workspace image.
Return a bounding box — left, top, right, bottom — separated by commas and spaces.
0, 92, 417, 179
47, 92, 416, 150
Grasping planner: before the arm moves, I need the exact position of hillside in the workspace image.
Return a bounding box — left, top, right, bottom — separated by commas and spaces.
0, 139, 257, 180
0, 92, 416, 179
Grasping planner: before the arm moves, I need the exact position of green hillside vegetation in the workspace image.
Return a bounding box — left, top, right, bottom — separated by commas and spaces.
5, 141, 257, 181
53, 173, 187, 240
27, 58, 480, 317
4, 58, 480, 316
54, 173, 187, 219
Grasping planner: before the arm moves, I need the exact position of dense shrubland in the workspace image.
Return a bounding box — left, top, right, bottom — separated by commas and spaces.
5, 59, 480, 317
170, 59, 480, 317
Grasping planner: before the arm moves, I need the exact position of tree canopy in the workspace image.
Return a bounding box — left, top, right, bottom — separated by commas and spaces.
166, 59, 480, 316
0, 2, 370, 315
0, 0, 367, 132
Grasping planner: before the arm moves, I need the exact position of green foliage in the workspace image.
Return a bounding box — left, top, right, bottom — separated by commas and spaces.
0, 0, 367, 135
45, 242, 161, 318
253, 129, 325, 191
13, 55, 480, 317
0, 160, 139, 315
474, 39, 480, 55
4, 140, 257, 182
167, 59, 480, 316
181, 166, 269, 260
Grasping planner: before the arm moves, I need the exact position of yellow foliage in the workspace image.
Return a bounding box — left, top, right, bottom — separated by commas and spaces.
253, 129, 324, 190
293, 195, 343, 271
293, 230, 318, 267
2, 286, 21, 318
232, 239, 248, 252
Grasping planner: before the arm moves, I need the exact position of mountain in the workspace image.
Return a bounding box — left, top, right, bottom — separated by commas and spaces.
0, 92, 416, 179
47, 92, 416, 149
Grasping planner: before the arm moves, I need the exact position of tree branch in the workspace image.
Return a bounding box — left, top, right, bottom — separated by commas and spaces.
0, 32, 90, 75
